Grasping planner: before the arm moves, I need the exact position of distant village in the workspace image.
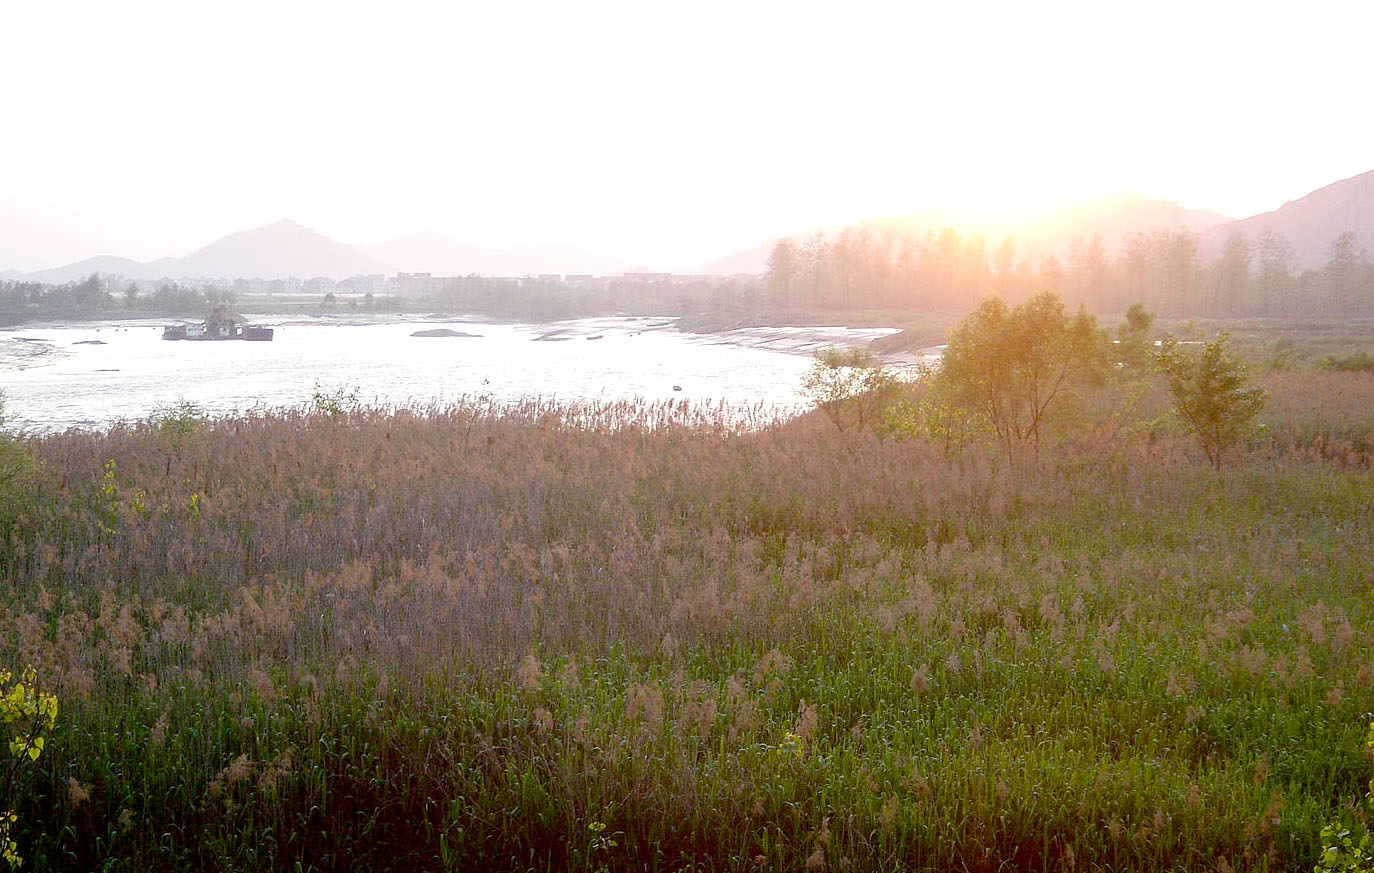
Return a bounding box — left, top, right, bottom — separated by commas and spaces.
0, 265, 763, 325
82, 270, 729, 298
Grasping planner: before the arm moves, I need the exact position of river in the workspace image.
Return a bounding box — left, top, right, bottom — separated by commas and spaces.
0, 315, 902, 433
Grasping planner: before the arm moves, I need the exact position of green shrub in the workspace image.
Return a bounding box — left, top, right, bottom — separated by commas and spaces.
1156, 332, 1268, 469
1315, 723, 1374, 872
1, 666, 57, 869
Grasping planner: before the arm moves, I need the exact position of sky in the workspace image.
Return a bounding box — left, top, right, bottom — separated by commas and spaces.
2, 0, 1372, 273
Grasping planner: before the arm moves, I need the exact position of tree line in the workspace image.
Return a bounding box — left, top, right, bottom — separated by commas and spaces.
766, 226, 1374, 318
0, 277, 234, 323
428, 274, 758, 322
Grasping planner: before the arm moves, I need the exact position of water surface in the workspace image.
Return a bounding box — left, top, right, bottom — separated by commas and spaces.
1, 315, 898, 432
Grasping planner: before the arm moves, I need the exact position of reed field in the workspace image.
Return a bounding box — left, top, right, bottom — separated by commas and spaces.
1, 370, 1373, 871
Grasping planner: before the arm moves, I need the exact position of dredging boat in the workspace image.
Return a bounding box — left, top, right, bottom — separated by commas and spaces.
163, 305, 274, 341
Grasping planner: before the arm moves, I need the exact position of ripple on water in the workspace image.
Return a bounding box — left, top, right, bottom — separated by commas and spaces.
0, 337, 73, 371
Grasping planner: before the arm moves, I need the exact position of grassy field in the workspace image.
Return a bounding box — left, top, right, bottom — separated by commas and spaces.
0, 367, 1372, 871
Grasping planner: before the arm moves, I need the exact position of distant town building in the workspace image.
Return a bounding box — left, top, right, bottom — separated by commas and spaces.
392, 272, 435, 296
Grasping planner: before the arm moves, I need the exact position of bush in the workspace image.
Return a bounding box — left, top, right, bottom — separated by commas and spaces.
151, 399, 208, 476
1155, 332, 1267, 470
800, 347, 901, 433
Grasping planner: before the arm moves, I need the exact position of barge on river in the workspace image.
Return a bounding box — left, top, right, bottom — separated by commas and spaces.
163, 305, 273, 341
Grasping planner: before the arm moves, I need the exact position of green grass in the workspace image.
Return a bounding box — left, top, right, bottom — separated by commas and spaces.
0, 386, 1372, 871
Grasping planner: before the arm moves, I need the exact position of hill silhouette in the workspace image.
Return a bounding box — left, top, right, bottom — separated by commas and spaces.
26, 220, 391, 283
1203, 170, 1374, 268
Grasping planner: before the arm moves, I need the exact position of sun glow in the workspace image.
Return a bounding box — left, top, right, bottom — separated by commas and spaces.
1, 1, 1371, 272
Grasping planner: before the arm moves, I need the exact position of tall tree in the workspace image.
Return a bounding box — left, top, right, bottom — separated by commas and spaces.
1039, 255, 1065, 295
936, 291, 1108, 454
992, 235, 1022, 302
1324, 231, 1363, 315
1212, 232, 1251, 317
1067, 235, 1109, 309
931, 228, 964, 306
765, 238, 799, 306
1155, 229, 1199, 314
1119, 233, 1153, 311
1255, 230, 1294, 316
799, 233, 830, 305
962, 234, 991, 302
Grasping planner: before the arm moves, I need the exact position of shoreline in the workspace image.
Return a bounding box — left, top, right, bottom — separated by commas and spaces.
0, 315, 831, 434
2, 312, 927, 364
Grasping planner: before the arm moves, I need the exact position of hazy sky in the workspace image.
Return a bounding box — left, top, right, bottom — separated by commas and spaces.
3, 0, 1372, 272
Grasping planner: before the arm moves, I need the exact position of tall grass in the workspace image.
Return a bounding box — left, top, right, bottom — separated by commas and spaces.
2, 372, 1372, 871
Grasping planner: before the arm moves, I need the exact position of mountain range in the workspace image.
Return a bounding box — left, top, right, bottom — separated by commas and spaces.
9, 170, 1373, 284
18, 222, 637, 285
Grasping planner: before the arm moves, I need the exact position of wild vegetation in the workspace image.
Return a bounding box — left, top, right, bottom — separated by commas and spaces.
0, 272, 764, 328
0, 277, 228, 324
1, 306, 1372, 870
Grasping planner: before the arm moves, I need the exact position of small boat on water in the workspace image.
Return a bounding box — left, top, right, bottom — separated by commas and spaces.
163, 305, 273, 342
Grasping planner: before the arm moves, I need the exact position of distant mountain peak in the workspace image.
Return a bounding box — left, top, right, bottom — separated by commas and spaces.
22, 220, 393, 282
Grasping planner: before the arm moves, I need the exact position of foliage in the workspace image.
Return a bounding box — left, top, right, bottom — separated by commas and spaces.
0, 393, 1372, 869
151, 400, 208, 476
877, 367, 987, 455
309, 384, 361, 419
765, 238, 799, 304
936, 291, 1108, 453
1116, 303, 1155, 369
1320, 352, 1374, 373
0, 276, 113, 321
752, 218, 1374, 319
152, 399, 207, 444
1314, 723, 1374, 873
1, 667, 57, 869
1155, 332, 1268, 469
799, 347, 901, 432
